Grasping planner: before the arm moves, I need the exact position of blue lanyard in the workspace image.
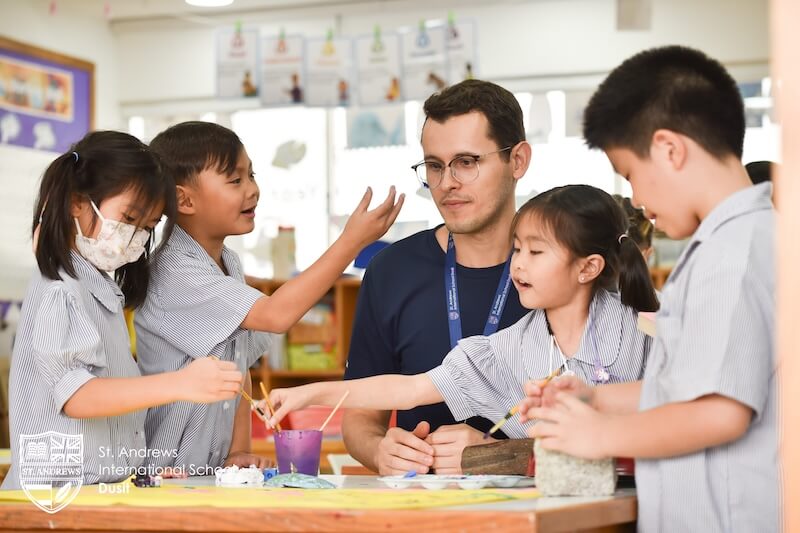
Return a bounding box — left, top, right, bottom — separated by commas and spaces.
444, 233, 513, 349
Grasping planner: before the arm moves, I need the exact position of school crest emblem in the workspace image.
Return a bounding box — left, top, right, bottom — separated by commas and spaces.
19, 432, 83, 513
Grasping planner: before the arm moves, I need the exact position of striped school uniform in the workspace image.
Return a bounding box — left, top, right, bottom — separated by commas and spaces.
637, 183, 778, 532
2, 252, 145, 489
428, 289, 651, 438
135, 226, 270, 473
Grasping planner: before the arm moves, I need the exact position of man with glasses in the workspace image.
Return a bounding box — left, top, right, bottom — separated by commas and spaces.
343, 79, 532, 475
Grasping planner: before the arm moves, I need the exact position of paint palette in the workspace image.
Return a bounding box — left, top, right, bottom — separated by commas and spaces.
378, 474, 536, 490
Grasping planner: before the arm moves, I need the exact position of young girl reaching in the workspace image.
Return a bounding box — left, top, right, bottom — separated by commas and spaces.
265, 185, 659, 448
3, 131, 243, 490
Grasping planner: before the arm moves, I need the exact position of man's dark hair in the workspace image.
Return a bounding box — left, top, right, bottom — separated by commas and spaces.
149, 121, 244, 186
583, 46, 745, 159
422, 79, 525, 160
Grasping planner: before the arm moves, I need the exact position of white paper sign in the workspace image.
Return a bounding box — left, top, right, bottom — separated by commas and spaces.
304, 37, 355, 107
355, 32, 402, 107
216, 28, 260, 98
260, 34, 305, 106
445, 19, 477, 84
400, 24, 447, 101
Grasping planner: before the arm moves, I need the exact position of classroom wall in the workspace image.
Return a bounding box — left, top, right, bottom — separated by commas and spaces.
112, 0, 770, 105
0, 0, 122, 300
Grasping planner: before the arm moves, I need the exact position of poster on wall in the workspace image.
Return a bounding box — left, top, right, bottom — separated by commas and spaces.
400, 23, 447, 101
260, 32, 305, 106
304, 33, 355, 107
0, 36, 93, 153
445, 18, 477, 84
216, 27, 260, 98
354, 29, 403, 107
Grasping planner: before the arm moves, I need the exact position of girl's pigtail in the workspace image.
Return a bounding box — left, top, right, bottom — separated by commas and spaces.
34, 151, 83, 280
617, 232, 660, 312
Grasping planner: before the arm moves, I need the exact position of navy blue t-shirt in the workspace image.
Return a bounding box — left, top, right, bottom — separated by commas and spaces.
344, 226, 529, 434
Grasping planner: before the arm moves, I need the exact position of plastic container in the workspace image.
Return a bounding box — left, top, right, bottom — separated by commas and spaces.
274, 429, 323, 475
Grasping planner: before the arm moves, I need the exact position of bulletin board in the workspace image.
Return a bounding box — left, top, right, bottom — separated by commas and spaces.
0, 36, 94, 153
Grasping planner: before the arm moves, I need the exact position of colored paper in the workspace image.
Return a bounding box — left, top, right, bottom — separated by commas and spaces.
0, 483, 541, 510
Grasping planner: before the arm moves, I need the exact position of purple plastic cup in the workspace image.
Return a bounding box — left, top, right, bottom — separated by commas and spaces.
274, 430, 323, 475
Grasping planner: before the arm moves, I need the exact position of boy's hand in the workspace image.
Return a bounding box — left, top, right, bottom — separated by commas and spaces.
518, 375, 594, 422
527, 393, 611, 460
341, 186, 405, 250
267, 384, 317, 428
177, 357, 242, 403
224, 451, 274, 469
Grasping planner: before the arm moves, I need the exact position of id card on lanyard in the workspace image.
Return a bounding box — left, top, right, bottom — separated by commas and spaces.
444, 233, 513, 349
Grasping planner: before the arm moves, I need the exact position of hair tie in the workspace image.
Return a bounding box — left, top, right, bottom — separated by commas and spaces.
618, 233, 629, 245
71, 151, 79, 163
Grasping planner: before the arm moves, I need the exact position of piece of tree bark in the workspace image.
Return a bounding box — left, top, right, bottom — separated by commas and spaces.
461, 439, 535, 475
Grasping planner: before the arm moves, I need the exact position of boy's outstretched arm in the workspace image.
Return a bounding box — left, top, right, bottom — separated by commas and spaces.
242, 187, 404, 333
528, 393, 752, 460
267, 374, 442, 428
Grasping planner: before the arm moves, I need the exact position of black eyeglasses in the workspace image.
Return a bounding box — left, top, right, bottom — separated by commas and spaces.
411, 146, 513, 189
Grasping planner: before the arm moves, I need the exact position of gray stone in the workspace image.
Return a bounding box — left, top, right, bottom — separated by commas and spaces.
534, 439, 617, 496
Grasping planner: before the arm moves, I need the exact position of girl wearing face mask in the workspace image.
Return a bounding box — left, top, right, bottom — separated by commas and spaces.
3, 131, 245, 490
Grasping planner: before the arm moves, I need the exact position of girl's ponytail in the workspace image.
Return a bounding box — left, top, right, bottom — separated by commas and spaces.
34, 151, 82, 281
618, 232, 660, 312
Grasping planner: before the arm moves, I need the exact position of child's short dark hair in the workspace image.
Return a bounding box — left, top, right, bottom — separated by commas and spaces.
512, 185, 659, 313
583, 46, 745, 160
423, 79, 525, 161
613, 194, 654, 252
149, 121, 244, 186
33, 131, 176, 308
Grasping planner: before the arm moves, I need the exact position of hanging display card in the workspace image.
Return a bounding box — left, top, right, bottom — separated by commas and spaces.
355, 29, 402, 106
260, 33, 305, 106
445, 19, 478, 84
304, 35, 355, 107
216, 27, 260, 98
400, 23, 447, 101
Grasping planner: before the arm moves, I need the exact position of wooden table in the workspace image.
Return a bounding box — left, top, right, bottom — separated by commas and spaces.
0, 476, 637, 532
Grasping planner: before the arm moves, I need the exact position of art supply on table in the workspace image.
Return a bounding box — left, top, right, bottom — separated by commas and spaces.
319, 390, 349, 432
483, 366, 564, 439
259, 381, 282, 432
274, 429, 323, 475
402, 470, 417, 479
264, 473, 337, 489
215, 465, 264, 486
378, 474, 536, 490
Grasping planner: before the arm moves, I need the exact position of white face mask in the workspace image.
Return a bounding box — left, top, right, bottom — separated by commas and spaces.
74, 200, 150, 271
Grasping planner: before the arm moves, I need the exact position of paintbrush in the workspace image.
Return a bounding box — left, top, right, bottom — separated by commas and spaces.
240, 388, 268, 421
319, 390, 349, 432
259, 381, 282, 432
483, 366, 564, 439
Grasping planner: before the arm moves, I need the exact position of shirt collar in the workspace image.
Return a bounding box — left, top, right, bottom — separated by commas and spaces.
671, 183, 773, 280
574, 289, 624, 368
690, 183, 773, 244
531, 289, 623, 369
69, 251, 124, 312
167, 225, 241, 278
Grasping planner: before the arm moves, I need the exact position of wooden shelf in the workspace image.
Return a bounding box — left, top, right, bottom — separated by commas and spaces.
245, 276, 360, 393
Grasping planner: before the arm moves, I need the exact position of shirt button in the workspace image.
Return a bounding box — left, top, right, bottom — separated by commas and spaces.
223, 402, 230, 410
